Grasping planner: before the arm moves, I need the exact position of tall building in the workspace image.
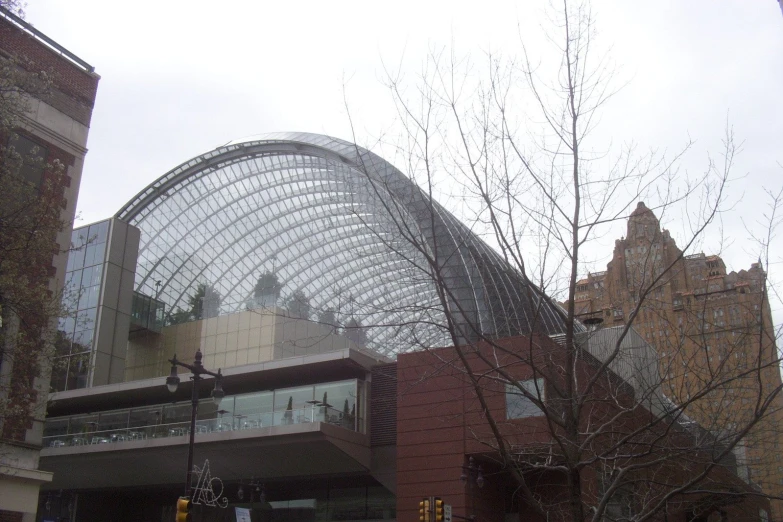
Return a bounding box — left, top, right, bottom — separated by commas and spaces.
0, 8, 99, 521
567, 201, 783, 518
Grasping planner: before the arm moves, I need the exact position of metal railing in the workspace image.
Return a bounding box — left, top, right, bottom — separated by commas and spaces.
43, 405, 360, 449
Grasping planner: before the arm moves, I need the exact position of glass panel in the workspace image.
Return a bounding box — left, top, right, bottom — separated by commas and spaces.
234, 391, 273, 428
129, 407, 162, 428
43, 418, 69, 438
43, 379, 364, 447
76, 308, 97, 332
68, 414, 99, 435
66, 269, 82, 290
98, 411, 129, 432
329, 487, 366, 521
274, 386, 313, 411
162, 402, 192, 424
66, 352, 90, 390
58, 316, 75, 337
72, 329, 93, 354
82, 265, 103, 287
366, 486, 396, 520
84, 244, 104, 267
506, 378, 545, 419
274, 385, 314, 425
88, 220, 109, 244
92, 242, 105, 265
50, 358, 68, 392
69, 245, 86, 270
78, 285, 99, 309
197, 399, 220, 420
314, 380, 356, 424
54, 329, 71, 357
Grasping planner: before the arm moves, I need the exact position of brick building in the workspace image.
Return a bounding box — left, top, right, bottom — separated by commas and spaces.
0, 8, 98, 520
395, 336, 768, 522
564, 202, 783, 519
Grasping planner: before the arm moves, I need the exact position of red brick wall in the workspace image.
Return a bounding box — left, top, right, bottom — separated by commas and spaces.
0, 15, 98, 103
0, 15, 99, 125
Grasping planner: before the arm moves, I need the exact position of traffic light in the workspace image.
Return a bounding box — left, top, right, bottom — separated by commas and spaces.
434, 497, 445, 522
175, 497, 191, 522
418, 497, 431, 522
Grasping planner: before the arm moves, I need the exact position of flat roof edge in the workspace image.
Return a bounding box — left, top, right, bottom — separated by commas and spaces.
49, 348, 387, 402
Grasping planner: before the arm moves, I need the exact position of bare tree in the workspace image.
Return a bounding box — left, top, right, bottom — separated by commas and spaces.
343, 1, 783, 520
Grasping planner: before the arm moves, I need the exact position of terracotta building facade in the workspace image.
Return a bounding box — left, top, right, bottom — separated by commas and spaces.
395, 336, 769, 522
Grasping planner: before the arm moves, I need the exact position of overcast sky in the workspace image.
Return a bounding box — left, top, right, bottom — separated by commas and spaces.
23, 0, 783, 313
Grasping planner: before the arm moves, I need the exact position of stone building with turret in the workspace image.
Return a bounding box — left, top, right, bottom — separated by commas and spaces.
565, 202, 783, 519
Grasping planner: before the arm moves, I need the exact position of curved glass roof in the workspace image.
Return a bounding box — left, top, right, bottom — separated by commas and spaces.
117, 132, 575, 356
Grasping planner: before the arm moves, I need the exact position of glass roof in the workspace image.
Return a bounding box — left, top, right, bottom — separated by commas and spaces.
116, 132, 576, 356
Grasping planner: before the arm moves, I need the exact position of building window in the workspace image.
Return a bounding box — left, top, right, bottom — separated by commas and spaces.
506, 378, 545, 419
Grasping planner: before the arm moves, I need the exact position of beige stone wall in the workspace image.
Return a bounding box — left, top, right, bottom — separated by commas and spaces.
124, 308, 356, 381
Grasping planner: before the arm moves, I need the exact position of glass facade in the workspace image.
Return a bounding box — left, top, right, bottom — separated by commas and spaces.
260, 481, 395, 522
117, 132, 576, 359
52, 220, 110, 391
130, 290, 165, 332
43, 379, 363, 446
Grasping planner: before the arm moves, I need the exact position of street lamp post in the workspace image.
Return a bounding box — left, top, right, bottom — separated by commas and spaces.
166, 349, 225, 499
460, 456, 485, 521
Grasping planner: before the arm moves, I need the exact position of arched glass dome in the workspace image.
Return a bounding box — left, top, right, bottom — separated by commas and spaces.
116, 132, 575, 356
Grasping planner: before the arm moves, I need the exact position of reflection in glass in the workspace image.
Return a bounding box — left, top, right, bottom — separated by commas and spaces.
129, 407, 161, 429
43, 378, 366, 447
99, 411, 129, 432
117, 133, 574, 363
66, 353, 90, 390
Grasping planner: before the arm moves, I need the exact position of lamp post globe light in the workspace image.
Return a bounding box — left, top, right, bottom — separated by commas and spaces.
166, 349, 224, 499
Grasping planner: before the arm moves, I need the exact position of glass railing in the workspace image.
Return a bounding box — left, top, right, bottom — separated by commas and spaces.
42, 405, 361, 449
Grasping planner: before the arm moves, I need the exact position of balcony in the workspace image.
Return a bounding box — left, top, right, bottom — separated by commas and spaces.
40, 403, 369, 490
43, 404, 359, 449
40, 349, 377, 490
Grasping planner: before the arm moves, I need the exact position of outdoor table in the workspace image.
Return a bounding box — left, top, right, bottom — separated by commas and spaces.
234, 414, 247, 430
243, 419, 260, 429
